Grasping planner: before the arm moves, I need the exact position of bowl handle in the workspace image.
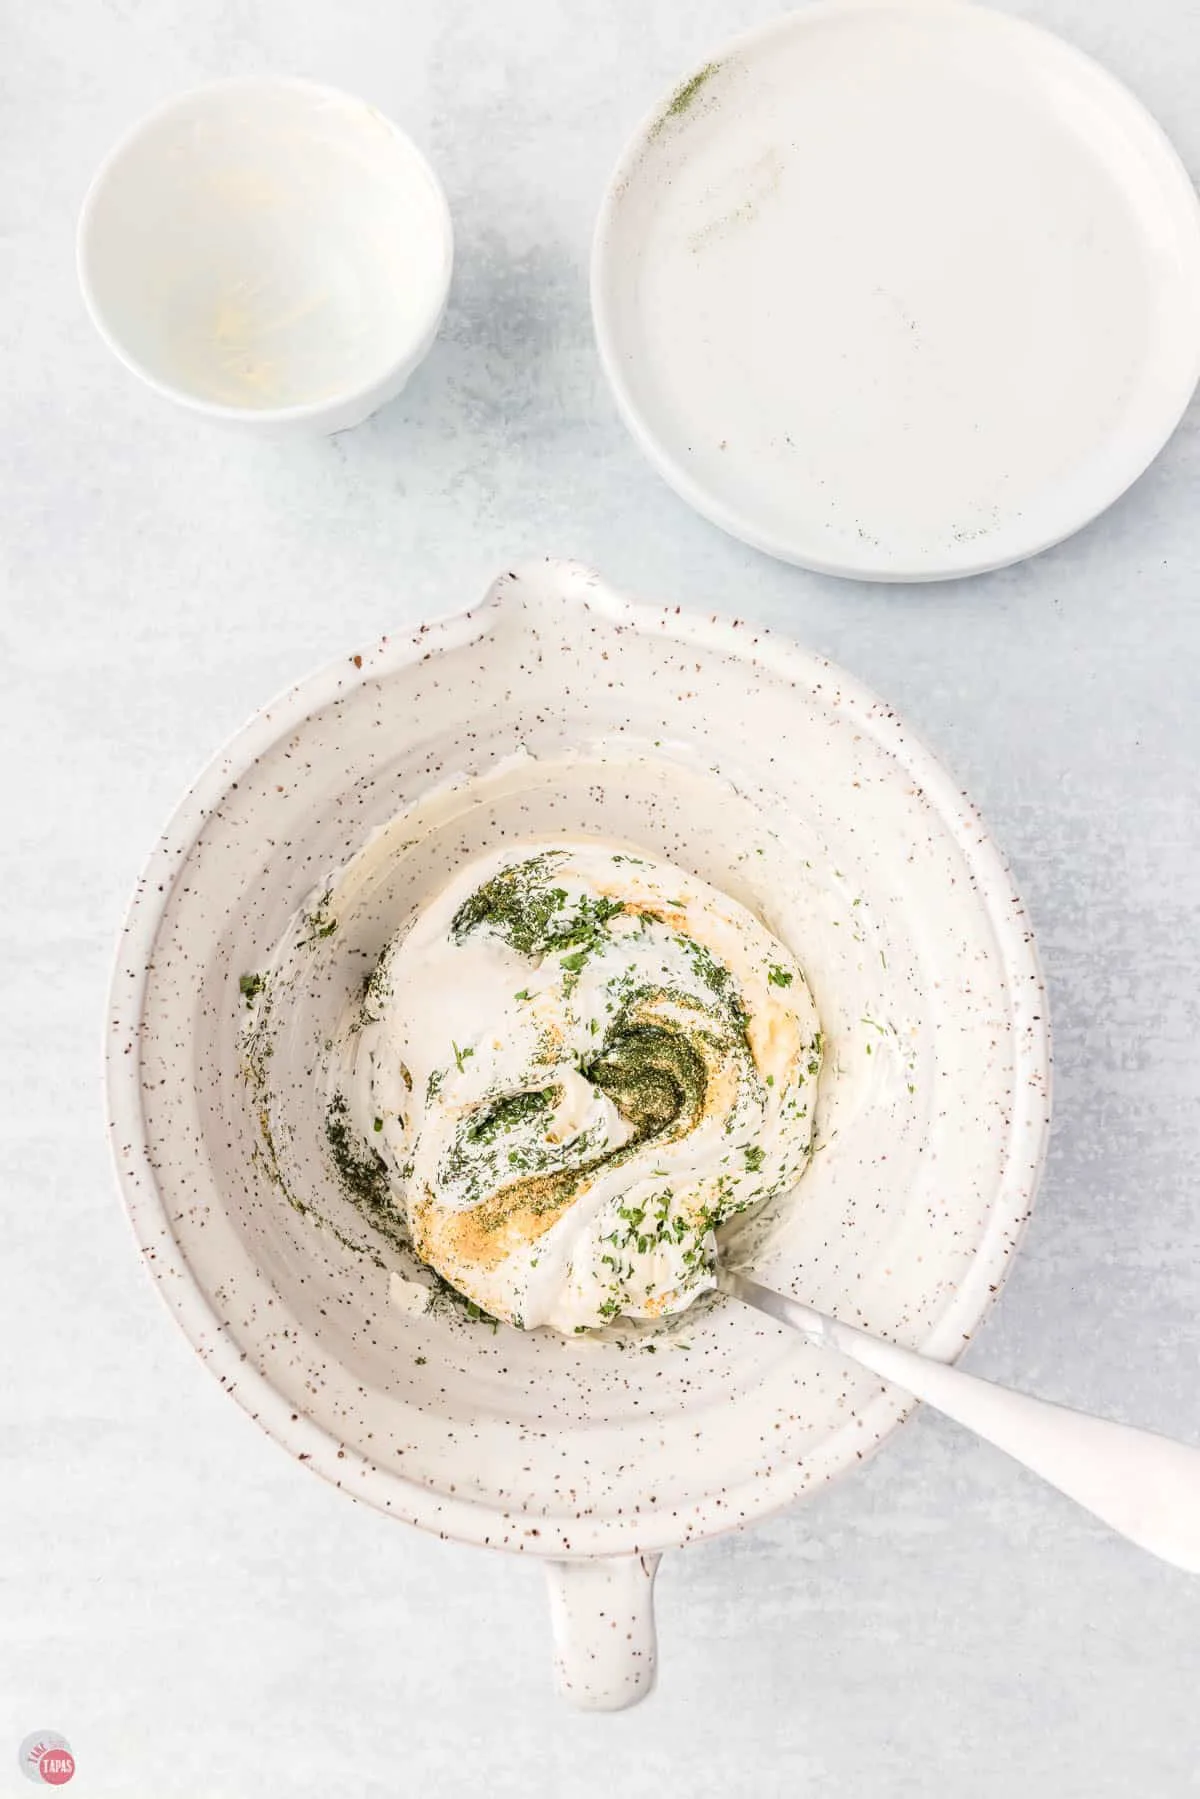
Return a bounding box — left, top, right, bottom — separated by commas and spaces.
544, 1553, 661, 1710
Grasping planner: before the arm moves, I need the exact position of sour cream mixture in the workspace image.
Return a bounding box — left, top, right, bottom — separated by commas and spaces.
332, 839, 822, 1333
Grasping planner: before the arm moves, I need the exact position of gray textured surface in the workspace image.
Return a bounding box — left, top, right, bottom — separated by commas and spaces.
4, 1, 1200, 1793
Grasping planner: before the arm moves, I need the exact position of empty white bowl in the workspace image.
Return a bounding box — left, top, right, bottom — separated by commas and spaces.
78, 77, 454, 433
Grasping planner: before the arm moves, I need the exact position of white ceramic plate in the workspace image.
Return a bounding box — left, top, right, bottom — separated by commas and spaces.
592, 1, 1200, 580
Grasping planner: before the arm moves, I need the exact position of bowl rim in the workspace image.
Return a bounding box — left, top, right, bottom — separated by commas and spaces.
104, 558, 1052, 1557
76, 73, 454, 426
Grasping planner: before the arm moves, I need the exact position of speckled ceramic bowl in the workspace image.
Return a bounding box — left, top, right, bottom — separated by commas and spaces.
106, 560, 1050, 1708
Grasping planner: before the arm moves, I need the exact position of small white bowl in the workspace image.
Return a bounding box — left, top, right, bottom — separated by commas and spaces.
78, 77, 453, 434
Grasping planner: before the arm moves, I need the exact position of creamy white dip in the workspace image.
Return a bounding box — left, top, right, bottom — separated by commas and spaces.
330, 839, 822, 1332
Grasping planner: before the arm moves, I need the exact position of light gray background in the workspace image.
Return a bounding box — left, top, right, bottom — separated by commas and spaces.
4, 1, 1200, 1793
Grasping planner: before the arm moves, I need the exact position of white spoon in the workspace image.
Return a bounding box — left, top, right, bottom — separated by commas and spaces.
721, 1270, 1200, 1573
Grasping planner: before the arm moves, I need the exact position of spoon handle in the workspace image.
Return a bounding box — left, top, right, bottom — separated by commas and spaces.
727, 1273, 1200, 1574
